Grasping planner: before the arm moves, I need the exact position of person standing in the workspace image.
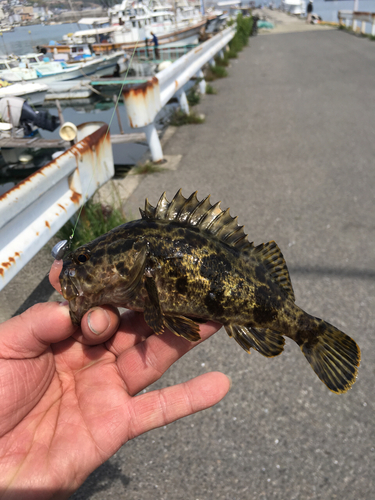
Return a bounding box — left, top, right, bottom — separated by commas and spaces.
150, 31, 160, 59
306, 0, 313, 24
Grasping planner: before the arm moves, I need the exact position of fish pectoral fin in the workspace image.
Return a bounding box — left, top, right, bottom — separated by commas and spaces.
225, 324, 285, 357
121, 242, 148, 302
164, 315, 201, 342
144, 275, 164, 335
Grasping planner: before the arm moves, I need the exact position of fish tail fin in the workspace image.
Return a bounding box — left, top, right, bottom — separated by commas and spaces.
296, 319, 360, 394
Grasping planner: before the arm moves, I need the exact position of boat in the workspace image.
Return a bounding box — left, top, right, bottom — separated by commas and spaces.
0, 51, 126, 84
0, 25, 15, 33
0, 96, 60, 166
0, 81, 48, 106
45, 80, 94, 100
43, 0, 216, 55
0, 97, 60, 137
281, 0, 306, 16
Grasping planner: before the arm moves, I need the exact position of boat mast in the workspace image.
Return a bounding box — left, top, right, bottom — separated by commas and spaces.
200, 0, 205, 16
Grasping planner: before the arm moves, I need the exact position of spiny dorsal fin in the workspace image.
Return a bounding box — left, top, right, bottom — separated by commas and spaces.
140, 189, 254, 251
253, 241, 295, 301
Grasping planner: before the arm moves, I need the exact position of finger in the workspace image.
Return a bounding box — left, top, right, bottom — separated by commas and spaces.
49, 259, 63, 294
73, 305, 121, 345
116, 321, 222, 396
127, 372, 231, 440
0, 302, 76, 359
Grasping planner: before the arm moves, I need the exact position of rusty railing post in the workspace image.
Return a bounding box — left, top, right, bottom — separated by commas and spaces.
177, 90, 189, 115
197, 69, 206, 94
145, 123, 163, 162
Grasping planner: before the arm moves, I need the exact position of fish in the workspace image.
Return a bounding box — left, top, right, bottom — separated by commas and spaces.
60, 189, 360, 394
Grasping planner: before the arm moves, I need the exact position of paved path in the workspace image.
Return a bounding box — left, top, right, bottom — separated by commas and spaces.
2, 25, 374, 500
255, 7, 336, 35
70, 27, 375, 500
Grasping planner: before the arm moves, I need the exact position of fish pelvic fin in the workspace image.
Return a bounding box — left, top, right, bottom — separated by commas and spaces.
144, 275, 165, 334
296, 320, 360, 394
164, 315, 201, 342
225, 324, 285, 357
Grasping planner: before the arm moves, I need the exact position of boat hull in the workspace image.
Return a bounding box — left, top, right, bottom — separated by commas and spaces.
2, 52, 124, 84
44, 21, 206, 55
0, 83, 48, 106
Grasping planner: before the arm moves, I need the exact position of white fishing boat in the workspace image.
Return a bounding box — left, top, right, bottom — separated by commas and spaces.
45, 80, 94, 100
66, 3, 205, 48
281, 0, 306, 16
0, 81, 48, 106
44, 0, 216, 55
0, 51, 125, 84
64, 21, 205, 50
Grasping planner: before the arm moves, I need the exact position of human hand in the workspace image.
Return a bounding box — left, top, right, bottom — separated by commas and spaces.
0, 260, 230, 499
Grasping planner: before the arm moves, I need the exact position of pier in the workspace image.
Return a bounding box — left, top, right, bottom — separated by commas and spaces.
1, 13, 374, 500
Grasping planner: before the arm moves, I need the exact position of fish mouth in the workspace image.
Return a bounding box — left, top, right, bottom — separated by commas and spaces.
59, 265, 97, 325
59, 267, 81, 301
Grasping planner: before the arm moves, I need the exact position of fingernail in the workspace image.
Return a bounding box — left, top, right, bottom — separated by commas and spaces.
87, 308, 110, 335
227, 375, 232, 390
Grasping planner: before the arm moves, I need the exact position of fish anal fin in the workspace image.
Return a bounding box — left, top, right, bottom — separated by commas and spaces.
225, 324, 285, 357
144, 275, 164, 335
164, 315, 201, 342
254, 241, 295, 301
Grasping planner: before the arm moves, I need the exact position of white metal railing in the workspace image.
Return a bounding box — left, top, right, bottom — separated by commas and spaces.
338, 10, 375, 35
0, 122, 114, 291
122, 26, 236, 162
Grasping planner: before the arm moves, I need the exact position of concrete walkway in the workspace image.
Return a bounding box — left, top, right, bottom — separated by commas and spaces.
1, 24, 374, 500
255, 7, 336, 34
70, 27, 374, 500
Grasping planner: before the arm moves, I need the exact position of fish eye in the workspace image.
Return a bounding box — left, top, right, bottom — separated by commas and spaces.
76, 252, 90, 264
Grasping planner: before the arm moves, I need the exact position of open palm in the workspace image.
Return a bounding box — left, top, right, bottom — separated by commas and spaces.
0, 301, 229, 499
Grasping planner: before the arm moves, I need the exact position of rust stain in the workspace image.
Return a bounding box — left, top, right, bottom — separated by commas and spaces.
0, 251, 21, 274
36, 232, 39, 236
122, 76, 158, 100
70, 123, 109, 157
45, 221, 51, 229
71, 191, 82, 204
58, 203, 67, 212
128, 116, 134, 128
0, 123, 109, 205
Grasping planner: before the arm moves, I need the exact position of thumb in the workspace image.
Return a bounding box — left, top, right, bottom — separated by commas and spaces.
0, 302, 77, 359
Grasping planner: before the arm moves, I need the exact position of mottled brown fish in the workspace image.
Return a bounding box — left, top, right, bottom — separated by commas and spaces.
60, 190, 360, 394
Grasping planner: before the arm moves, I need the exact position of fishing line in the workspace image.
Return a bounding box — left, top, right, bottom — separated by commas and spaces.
53, 2, 156, 259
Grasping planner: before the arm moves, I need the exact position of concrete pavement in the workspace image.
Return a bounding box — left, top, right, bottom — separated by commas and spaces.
255, 7, 336, 35
72, 28, 374, 500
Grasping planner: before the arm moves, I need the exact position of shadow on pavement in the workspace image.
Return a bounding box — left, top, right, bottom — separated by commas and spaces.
70, 460, 131, 500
